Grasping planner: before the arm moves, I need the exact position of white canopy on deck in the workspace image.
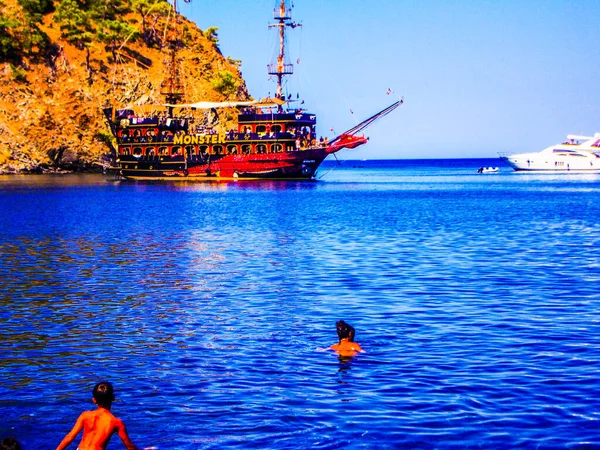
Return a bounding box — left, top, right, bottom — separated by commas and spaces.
164, 98, 285, 109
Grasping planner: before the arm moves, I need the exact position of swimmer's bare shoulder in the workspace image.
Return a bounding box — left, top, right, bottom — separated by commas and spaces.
113, 415, 137, 450
330, 341, 364, 354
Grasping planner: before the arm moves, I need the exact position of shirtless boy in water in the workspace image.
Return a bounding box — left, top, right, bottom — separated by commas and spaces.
56, 381, 137, 450
330, 320, 364, 356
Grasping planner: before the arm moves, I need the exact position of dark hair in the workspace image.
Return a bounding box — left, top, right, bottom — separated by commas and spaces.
92, 381, 115, 407
336, 320, 356, 343
0, 437, 22, 450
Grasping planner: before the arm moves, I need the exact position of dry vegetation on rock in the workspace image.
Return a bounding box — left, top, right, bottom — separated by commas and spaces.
0, 0, 249, 173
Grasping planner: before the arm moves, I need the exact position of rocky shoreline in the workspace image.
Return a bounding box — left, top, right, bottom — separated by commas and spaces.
0, 163, 105, 175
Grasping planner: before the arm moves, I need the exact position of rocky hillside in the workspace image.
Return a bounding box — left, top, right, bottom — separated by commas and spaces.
0, 0, 250, 173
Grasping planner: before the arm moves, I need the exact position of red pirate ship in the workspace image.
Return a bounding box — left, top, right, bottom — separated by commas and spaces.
104, 0, 402, 181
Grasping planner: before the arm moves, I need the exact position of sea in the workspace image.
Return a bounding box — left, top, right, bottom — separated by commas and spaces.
1, 158, 600, 449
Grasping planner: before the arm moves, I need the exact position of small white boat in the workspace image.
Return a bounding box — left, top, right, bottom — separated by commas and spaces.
499, 133, 600, 172
477, 167, 499, 174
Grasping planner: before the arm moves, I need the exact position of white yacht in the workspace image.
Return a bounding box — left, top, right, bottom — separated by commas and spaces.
499, 133, 600, 172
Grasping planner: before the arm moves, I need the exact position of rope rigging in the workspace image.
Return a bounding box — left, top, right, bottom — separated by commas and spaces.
328, 99, 403, 145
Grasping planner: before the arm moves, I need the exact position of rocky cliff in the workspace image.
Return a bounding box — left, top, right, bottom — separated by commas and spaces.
0, 0, 250, 173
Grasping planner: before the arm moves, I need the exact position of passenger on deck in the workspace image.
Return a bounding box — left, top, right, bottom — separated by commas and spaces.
56, 381, 137, 450
330, 320, 363, 356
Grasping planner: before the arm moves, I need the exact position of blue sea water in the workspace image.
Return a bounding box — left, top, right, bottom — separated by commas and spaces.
1, 158, 600, 449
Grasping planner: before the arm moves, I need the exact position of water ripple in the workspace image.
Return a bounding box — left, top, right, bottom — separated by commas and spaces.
1, 169, 600, 448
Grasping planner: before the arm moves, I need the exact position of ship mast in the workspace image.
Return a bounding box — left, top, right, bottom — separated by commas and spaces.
161, 0, 185, 106
268, 0, 300, 100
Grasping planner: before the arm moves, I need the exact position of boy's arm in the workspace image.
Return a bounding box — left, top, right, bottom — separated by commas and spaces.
56, 413, 85, 450
116, 419, 138, 450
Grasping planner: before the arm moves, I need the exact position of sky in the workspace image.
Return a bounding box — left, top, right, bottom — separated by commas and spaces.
177, 0, 600, 160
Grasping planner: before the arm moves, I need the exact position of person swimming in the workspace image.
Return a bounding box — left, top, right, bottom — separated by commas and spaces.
56, 381, 137, 450
330, 320, 363, 356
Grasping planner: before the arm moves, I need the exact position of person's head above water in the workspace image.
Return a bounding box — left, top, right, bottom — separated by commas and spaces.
92, 381, 115, 408
0, 437, 22, 450
336, 320, 356, 343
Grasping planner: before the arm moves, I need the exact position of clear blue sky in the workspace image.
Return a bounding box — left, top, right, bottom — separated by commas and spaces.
178, 0, 600, 159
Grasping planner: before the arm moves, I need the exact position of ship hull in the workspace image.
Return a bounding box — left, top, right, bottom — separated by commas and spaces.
499, 154, 600, 173
118, 148, 328, 181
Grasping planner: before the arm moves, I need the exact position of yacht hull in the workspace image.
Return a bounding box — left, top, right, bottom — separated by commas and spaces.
499, 154, 600, 172
500, 134, 600, 173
